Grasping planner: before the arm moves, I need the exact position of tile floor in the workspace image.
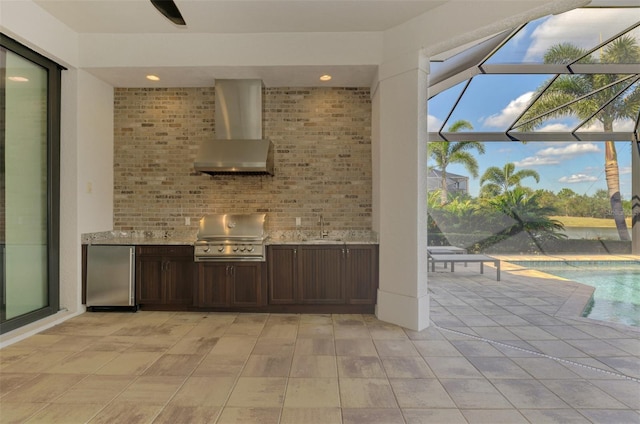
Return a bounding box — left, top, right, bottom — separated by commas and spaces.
1, 255, 639, 423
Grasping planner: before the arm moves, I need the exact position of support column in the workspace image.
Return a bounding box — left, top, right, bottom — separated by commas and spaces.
372, 51, 429, 331
633, 139, 639, 255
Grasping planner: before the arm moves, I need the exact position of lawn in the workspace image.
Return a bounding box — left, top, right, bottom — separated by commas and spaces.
550, 216, 633, 228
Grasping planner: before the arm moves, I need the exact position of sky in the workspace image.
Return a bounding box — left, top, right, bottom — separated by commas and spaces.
427, 7, 637, 199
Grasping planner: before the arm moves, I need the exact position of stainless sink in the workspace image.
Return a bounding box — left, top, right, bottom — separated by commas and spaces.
304, 239, 342, 244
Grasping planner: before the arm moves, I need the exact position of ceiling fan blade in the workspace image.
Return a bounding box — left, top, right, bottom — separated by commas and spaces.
150, 0, 186, 26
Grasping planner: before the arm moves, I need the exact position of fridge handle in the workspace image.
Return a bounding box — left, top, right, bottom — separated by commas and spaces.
129, 247, 135, 305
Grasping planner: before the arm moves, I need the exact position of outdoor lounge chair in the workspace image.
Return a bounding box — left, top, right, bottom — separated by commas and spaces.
428, 253, 501, 281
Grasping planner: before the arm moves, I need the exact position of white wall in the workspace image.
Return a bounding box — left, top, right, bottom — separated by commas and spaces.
77, 71, 114, 233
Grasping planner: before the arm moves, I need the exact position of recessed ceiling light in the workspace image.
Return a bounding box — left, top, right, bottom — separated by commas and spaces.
319, 74, 332, 82
8, 76, 29, 82
146, 74, 160, 81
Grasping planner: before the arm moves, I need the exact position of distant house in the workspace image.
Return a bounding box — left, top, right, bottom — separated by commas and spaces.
427, 169, 469, 196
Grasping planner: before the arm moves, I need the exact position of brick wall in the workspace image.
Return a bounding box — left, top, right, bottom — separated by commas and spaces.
113, 87, 372, 233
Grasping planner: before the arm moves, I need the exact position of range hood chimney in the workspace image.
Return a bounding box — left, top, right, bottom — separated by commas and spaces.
194, 79, 274, 175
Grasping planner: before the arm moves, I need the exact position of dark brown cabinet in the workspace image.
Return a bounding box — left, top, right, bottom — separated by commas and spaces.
197, 262, 265, 308
136, 246, 194, 308
267, 244, 378, 308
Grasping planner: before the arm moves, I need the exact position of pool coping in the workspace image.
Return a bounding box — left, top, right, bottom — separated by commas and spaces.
496, 254, 640, 333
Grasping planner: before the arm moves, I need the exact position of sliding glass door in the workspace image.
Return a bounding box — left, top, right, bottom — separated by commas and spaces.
1, 34, 61, 333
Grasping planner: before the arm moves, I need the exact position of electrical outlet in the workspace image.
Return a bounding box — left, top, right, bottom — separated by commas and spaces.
185, 217, 190, 225
295, 217, 301, 227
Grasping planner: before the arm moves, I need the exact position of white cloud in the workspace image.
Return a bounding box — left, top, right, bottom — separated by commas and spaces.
559, 174, 598, 183
514, 142, 600, 168
524, 9, 639, 62
620, 166, 632, 175
514, 156, 560, 167
483, 92, 534, 128
428, 114, 443, 131
537, 123, 573, 132
537, 143, 600, 157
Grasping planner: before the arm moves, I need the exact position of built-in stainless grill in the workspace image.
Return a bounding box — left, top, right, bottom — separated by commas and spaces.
194, 213, 267, 262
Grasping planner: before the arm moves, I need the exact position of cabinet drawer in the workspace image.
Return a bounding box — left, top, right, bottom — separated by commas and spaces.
137, 245, 193, 256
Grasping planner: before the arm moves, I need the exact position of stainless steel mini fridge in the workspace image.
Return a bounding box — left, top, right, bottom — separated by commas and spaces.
86, 245, 137, 311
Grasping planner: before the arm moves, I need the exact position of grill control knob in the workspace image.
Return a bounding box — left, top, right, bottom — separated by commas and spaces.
247, 246, 255, 252
217, 246, 224, 252
203, 246, 211, 253
232, 246, 239, 252
240, 246, 247, 252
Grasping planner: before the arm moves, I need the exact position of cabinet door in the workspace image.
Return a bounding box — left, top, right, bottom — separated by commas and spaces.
231, 263, 263, 307
197, 263, 229, 307
345, 246, 378, 305
136, 255, 165, 304
166, 256, 194, 305
268, 246, 297, 304
298, 246, 345, 304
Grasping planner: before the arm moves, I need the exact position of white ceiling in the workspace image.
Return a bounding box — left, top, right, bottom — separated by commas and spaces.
34, 0, 448, 34
30, 0, 448, 87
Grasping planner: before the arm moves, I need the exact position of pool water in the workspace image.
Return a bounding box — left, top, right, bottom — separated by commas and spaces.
508, 261, 640, 327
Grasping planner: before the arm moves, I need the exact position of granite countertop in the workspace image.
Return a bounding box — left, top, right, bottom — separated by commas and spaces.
82, 230, 378, 246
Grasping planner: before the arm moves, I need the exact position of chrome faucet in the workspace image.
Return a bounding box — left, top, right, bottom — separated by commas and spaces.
319, 215, 329, 239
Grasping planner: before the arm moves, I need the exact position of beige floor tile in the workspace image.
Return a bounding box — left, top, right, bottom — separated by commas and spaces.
440, 378, 513, 409
166, 336, 219, 355
1, 374, 85, 403
334, 325, 371, 339
461, 409, 529, 424
169, 376, 236, 406
337, 356, 386, 378
87, 400, 162, 424
280, 407, 342, 424
260, 323, 298, 338
241, 355, 292, 377
335, 339, 377, 356
0, 373, 39, 397
294, 337, 335, 355
10, 334, 64, 349
226, 377, 287, 407
24, 402, 103, 424
381, 357, 435, 378
192, 353, 246, 377
412, 340, 462, 357
252, 338, 296, 356
152, 405, 221, 424
0, 402, 46, 424
0, 348, 36, 371
184, 322, 231, 338
342, 408, 405, 424
297, 324, 334, 338
467, 357, 531, 379
578, 409, 640, 424
225, 323, 265, 336
492, 379, 570, 409
423, 356, 485, 379
95, 351, 162, 375
142, 354, 203, 376
373, 339, 419, 357
519, 408, 593, 423
339, 378, 397, 408
209, 336, 256, 357
1, 351, 73, 374
299, 314, 333, 325
333, 315, 366, 325
539, 379, 629, 409
113, 376, 185, 405
389, 378, 456, 408
51, 375, 134, 405
47, 336, 100, 352
290, 354, 337, 378
216, 407, 280, 424
368, 326, 408, 340
284, 377, 340, 407
402, 408, 468, 424
45, 350, 120, 374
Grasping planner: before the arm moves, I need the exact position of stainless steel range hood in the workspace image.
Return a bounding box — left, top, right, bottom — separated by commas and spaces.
195, 79, 274, 175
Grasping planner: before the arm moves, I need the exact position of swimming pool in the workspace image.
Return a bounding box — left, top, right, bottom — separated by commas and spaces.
508, 261, 640, 327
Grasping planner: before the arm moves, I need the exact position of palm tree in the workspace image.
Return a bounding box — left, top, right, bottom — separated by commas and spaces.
480, 162, 540, 197
519, 36, 639, 241
428, 120, 485, 205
